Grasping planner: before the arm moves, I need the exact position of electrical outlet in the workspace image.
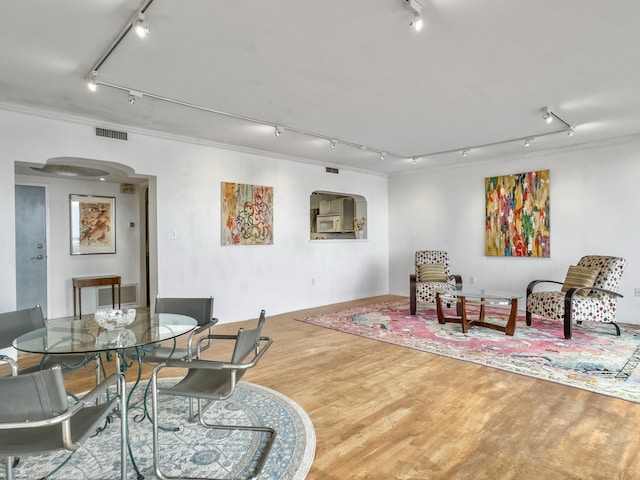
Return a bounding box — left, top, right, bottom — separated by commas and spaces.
635, 288, 640, 297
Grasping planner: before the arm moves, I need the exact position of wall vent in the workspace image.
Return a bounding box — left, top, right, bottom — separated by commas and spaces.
95, 127, 128, 141
96, 284, 138, 308
120, 183, 136, 194
326, 167, 339, 174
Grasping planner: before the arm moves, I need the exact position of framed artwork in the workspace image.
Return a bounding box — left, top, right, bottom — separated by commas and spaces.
221, 182, 273, 246
69, 194, 116, 255
485, 169, 550, 257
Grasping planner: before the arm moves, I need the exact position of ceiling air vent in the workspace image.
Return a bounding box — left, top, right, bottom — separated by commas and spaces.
95, 127, 128, 141
325, 167, 339, 174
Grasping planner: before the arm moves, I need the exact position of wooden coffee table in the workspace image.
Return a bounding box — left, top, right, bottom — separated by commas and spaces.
435, 290, 522, 336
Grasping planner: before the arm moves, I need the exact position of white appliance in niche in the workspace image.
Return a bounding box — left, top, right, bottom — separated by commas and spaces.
316, 197, 354, 233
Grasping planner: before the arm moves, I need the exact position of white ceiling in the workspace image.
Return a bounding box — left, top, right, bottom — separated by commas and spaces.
3, 0, 640, 175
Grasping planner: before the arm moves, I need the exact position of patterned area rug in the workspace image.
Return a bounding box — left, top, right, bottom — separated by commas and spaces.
300, 299, 640, 403
11, 380, 315, 479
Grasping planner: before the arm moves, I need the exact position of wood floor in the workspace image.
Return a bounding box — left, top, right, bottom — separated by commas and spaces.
19, 295, 640, 479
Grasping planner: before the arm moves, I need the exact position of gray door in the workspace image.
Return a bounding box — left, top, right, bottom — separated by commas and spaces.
15, 185, 47, 314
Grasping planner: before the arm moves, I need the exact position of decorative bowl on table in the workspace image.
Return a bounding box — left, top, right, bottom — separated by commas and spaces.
94, 308, 136, 330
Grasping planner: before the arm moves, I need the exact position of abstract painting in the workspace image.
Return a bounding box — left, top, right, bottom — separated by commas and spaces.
69, 194, 116, 255
485, 169, 550, 257
221, 182, 273, 246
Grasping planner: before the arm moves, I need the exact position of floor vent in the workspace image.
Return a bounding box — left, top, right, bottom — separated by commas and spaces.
96, 284, 138, 308
95, 127, 128, 141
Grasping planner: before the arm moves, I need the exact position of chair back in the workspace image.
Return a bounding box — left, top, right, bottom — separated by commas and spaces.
155, 297, 214, 327
415, 250, 451, 279
0, 366, 68, 422
231, 310, 266, 365
0, 306, 45, 350
577, 256, 626, 298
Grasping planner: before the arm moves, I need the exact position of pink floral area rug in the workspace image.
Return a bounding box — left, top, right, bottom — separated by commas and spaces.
298, 299, 640, 403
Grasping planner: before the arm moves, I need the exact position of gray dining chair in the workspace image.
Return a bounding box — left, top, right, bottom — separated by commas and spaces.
150, 309, 274, 480
0, 364, 127, 480
136, 296, 217, 364
0, 306, 97, 376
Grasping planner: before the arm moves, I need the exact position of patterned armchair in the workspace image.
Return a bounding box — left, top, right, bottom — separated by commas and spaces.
410, 250, 463, 315
526, 255, 626, 339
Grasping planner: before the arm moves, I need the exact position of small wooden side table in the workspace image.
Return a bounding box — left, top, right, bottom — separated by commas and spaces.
72, 275, 121, 319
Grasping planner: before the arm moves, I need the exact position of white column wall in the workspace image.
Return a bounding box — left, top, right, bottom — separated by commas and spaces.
388, 138, 640, 323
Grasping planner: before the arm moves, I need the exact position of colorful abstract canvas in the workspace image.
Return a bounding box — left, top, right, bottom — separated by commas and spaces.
221, 182, 273, 246
485, 169, 550, 257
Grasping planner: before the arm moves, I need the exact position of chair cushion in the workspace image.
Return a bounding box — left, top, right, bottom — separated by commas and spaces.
419, 264, 447, 282
561, 265, 598, 296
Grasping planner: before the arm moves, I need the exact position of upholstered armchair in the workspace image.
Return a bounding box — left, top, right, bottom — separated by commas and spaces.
526, 255, 626, 339
410, 250, 463, 315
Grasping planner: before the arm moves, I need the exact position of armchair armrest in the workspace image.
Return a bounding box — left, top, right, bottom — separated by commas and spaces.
448, 274, 463, 290
165, 336, 273, 372
565, 286, 623, 299
526, 279, 563, 297
186, 317, 219, 359
0, 355, 18, 376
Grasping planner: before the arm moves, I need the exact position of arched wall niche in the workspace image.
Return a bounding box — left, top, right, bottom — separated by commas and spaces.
310, 190, 367, 240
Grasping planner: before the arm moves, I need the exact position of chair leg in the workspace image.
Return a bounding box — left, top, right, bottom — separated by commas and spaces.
5, 456, 14, 480
612, 322, 621, 336
563, 308, 572, 340
525, 311, 532, 326
410, 276, 417, 315
152, 379, 276, 480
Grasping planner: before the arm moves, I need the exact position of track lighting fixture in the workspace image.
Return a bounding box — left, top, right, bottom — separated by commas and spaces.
411, 14, 424, 31
87, 71, 98, 92
274, 126, 282, 137
330, 139, 336, 149
411, 157, 417, 165
134, 12, 150, 38
542, 107, 553, 124
380, 152, 386, 161
129, 95, 136, 105
524, 138, 534, 147
405, 0, 424, 31
567, 127, 575, 137
462, 150, 469, 158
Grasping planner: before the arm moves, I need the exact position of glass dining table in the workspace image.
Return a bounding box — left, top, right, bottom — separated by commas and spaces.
12, 311, 198, 480
13, 311, 197, 356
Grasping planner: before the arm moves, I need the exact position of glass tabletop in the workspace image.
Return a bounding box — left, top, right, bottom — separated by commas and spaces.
438, 289, 522, 301
12, 312, 198, 354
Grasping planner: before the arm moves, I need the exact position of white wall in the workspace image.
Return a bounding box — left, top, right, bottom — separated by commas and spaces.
388, 137, 640, 323
0, 108, 389, 323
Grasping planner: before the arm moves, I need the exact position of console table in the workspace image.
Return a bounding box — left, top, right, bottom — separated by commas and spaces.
72, 275, 121, 318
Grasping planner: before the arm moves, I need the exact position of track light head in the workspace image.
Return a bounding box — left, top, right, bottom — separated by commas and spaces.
405, 0, 424, 31
128, 95, 136, 105
134, 12, 150, 38
524, 137, 534, 147
567, 127, 575, 137
543, 107, 553, 124
411, 157, 417, 165
411, 14, 424, 31
462, 150, 469, 158
380, 152, 386, 161
274, 126, 282, 137
87, 71, 98, 92
330, 139, 336, 149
